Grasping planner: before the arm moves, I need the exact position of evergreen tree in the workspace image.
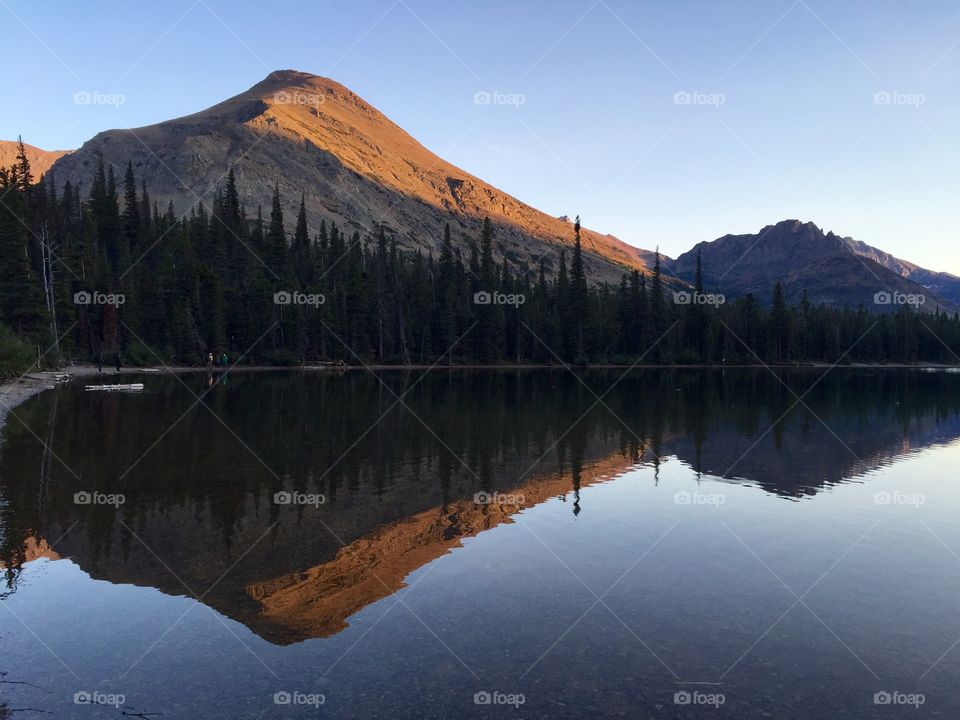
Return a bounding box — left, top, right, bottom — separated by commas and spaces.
476, 218, 501, 361
649, 249, 665, 361
770, 281, 789, 361
0, 170, 44, 336
570, 215, 588, 360
435, 223, 458, 361
14, 136, 33, 191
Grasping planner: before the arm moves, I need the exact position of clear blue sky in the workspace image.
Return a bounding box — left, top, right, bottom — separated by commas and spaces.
2, 0, 959, 272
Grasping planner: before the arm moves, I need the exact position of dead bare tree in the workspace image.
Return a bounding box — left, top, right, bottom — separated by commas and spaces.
38, 223, 59, 356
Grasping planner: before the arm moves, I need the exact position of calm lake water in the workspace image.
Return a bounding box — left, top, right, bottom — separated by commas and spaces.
1, 368, 959, 718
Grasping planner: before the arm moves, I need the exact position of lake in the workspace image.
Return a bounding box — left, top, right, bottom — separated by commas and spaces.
1, 368, 958, 718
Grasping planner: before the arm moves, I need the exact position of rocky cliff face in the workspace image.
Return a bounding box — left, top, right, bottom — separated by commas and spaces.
48, 70, 653, 284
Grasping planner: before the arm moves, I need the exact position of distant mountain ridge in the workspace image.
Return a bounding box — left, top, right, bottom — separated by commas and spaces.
839, 236, 960, 306
669, 220, 957, 313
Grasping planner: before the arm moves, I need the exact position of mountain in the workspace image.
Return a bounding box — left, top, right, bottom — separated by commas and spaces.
0, 140, 70, 178
13, 72, 956, 305
670, 220, 956, 312
840, 237, 960, 306
48, 70, 654, 283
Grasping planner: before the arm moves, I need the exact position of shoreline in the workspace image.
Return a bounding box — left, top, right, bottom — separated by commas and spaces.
1, 360, 957, 436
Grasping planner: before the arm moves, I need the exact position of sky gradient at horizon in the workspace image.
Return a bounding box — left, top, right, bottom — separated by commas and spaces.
2, 0, 959, 272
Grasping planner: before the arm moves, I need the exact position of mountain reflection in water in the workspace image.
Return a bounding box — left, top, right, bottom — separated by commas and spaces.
2, 368, 959, 644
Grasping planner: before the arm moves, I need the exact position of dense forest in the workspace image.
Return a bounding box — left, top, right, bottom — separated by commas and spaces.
1, 138, 959, 376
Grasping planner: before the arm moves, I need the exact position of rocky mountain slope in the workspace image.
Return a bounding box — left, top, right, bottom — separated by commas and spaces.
48, 70, 653, 284
0, 140, 69, 178
840, 236, 960, 306
669, 220, 956, 312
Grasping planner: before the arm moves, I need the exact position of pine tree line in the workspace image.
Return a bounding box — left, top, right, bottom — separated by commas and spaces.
1, 143, 959, 373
